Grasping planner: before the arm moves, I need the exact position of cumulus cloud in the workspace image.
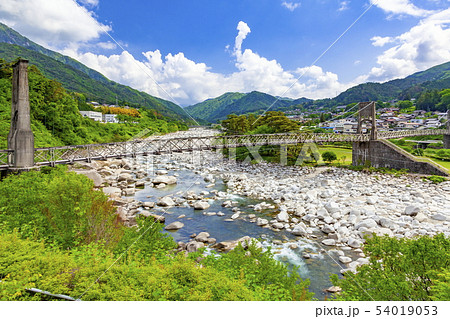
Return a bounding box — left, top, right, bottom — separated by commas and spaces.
282, 2, 301, 12
365, 8, 450, 82
371, 36, 394, 47
67, 20, 351, 106
0, 0, 109, 50
371, 0, 433, 18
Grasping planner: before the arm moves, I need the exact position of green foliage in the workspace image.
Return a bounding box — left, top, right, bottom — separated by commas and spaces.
0, 39, 192, 122
321, 151, 337, 163
222, 111, 299, 135
412, 148, 424, 156
0, 59, 187, 148
331, 234, 450, 301
424, 175, 447, 184
0, 232, 255, 301
0, 167, 123, 249
203, 242, 314, 301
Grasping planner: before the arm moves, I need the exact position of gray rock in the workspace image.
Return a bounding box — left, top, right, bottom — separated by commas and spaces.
322, 224, 335, 234
75, 170, 105, 187
347, 238, 362, 248
193, 201, 210, 210
355, 219, 378, 230
195, 232, 210, 242
292, 224, 308, 236
431, 213, 447, 221
322, 239, 336, 246
143, 201, 155, 208
404, 205, 420, 217
339, 256, 352, 264
186, 241, 204, 252
157, 196, 176, 207
276, 211, 290, 222
256, 218, 269, 226
118, 173, 133, 182
102, 186, 122, 197
152, 175, 177, 185
165, 221, 184, 230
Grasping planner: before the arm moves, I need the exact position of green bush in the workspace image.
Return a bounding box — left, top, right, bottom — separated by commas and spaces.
330, 234, 450, 301
322, 151, 337, 163
0, 232, 254, 301
0, 166, 123, 249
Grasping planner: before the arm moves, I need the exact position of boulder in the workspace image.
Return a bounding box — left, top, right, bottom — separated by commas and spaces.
152, 175, 177, 185
194, 201, 210, 210
347, 238, 362, 248
431, 213, 447, 221
355, 219, 378, 230
165, 221, 184, 230
195, 232, 210, 242
157, 196, 176, 207
186, 241, 204, 253
256, 218, 269, 226
404, 205, 420, 217
322, 239, 336, 246
339, 256, 352, 264
322, 224, 335, 234
102, 186, 122, 197
118, 173, 133, 183
75, 170, 105, 187
143, 201, 155, 208
292, 224, 308, 236
276, 211, 290, 222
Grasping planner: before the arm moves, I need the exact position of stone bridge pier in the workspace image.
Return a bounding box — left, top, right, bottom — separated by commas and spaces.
7, 59, 34, 168
352, 102, 449, 176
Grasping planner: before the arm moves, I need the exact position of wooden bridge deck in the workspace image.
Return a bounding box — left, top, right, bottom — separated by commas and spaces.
0, 129, 448, 169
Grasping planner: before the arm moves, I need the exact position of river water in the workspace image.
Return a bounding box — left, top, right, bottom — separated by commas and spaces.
128, 154, 354, 300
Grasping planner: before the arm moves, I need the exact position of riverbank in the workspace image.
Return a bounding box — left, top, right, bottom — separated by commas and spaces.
70, 129, 450, 298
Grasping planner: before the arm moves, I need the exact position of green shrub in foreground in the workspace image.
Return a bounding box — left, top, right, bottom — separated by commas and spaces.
330, 234, 450, 301
0, 232, 254, 301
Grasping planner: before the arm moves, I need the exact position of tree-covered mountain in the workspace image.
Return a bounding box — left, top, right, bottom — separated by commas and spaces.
0, 23, 192, 123
186, 61, 450, 123
333, 61, 450, 105
185, 91, 312, 122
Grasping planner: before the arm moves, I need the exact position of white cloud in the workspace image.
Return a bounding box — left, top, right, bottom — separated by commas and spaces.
371, 0, 433, 18
365, 8, 450, 82
97, 41, 117, 50
371, 36, 394, 47
338, 1, 350, 12
282, 2, 301, 12
77, 0, 98, 7
67, 20, 351, 106
0, 0, 109, 50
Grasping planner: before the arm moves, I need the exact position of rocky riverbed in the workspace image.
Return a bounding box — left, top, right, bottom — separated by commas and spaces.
69, 128, 450, 296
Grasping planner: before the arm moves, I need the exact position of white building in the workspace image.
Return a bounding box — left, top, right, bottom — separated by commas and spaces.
79, 111, 103, 122
103, 114, 119, 123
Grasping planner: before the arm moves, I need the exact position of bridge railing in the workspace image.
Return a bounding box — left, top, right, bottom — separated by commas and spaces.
0, 149, 13, 168
378, 129, 448, 140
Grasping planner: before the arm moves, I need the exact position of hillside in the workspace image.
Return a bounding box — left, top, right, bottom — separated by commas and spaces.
0, 23, 192, 123
186, 60, 450, 123
185, 91, 312, 122
334, 61, 450, 105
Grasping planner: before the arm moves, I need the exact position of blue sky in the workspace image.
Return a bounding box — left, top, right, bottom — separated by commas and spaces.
1, 0, 450, 106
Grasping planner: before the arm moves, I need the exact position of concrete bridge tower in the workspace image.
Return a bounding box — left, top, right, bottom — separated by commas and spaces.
444, 111, 450, 149
7, 59, 34, 168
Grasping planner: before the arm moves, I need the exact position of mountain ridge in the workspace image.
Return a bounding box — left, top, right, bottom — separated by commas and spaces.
0, 23, 192, 123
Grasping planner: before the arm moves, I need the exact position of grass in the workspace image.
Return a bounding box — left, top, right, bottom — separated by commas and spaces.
318, 147, 352, 164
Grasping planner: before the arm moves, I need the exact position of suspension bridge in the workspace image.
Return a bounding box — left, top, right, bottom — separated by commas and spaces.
1, 60, 450, 176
